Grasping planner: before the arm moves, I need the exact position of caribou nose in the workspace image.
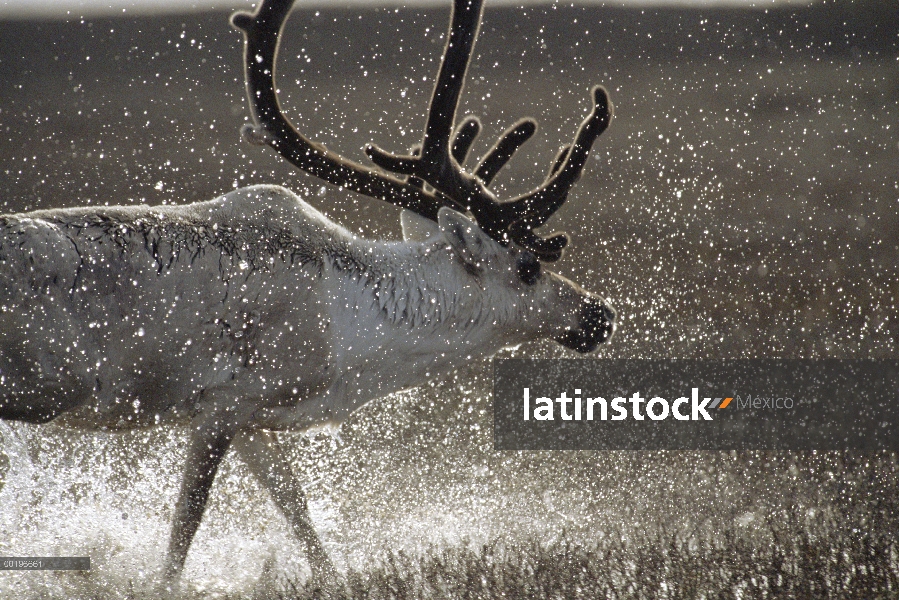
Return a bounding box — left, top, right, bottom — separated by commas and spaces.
555, 295, 616, 353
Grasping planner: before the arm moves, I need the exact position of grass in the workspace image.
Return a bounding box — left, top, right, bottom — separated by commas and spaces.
272, 520, 897, 600
253, 451, 899, 599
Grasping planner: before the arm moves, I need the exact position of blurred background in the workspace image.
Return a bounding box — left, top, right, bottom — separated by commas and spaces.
0, 0, 828, 19
0, 0, 897, 596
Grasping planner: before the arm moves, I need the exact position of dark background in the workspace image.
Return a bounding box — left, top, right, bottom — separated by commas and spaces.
0, 2, 896, 358
0, 1, 897, 594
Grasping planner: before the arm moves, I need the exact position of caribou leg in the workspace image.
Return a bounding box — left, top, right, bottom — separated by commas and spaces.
163, 398, 251, 586
232, 430, 337, 584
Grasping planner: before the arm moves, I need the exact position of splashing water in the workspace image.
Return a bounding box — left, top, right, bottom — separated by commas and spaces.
0, 422, 332, 597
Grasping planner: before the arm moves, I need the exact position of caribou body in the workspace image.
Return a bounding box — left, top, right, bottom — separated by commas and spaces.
0, 0, 616, 588
0, 187, 611, 431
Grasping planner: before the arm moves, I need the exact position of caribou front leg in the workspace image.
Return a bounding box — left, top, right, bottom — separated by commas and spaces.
232, 430, 337, 584
163, 398, 252, 587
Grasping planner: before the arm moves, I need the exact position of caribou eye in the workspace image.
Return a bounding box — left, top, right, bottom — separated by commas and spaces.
517, 252, 541, 285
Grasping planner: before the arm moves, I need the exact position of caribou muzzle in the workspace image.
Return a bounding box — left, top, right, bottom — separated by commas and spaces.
555, 295, 616, 353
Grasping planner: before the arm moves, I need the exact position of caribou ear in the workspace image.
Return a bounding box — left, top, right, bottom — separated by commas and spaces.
401, 209, 442, 242
438, 207, 494, 271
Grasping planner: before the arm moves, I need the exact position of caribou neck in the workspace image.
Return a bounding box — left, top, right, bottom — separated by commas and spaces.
321, 235, 523, 372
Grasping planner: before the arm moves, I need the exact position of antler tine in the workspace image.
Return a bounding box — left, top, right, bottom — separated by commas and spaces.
230, 0, 457, 219
366, 0, 484, 182
475, 118, 537, 185
499, 143, 573, 262
503, 86, 613, 233
451, 116, 482, 165
496, 91, 610, 262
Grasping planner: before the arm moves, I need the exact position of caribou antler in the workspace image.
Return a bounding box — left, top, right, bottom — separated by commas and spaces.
230, 0, 453, 220
232, 0, 612, 261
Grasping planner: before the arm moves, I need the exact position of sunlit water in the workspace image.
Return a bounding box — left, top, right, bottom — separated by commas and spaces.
0, 375, 842, 598
0, 420, 333, 596
0, 385, 583, 597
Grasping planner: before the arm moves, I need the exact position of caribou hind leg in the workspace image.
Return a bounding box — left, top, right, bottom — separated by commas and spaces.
232, 430, 337, 584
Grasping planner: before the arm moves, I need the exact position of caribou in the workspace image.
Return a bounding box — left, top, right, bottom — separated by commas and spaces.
0, 0, 615, 588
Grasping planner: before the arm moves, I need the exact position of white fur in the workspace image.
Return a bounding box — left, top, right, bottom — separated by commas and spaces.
1, 185, 593, 431
0, 184, 606, 583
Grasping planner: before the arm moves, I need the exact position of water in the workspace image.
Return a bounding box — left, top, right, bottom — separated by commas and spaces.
0, 421, 320, 595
